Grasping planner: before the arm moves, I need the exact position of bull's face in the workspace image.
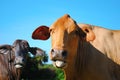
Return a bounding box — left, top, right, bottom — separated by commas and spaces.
13, 39, 30, 68
32, 14, 95, 68
13, 40, 46, 68
0, 39, 46, 69
49, 15, 81, 68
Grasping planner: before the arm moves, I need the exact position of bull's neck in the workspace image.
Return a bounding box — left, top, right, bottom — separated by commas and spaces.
64, 41, 91, 80
63, 64, 79, 80
75, 40, 90, 71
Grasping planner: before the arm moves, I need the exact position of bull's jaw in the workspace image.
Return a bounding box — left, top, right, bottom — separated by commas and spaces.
53, 60, 67, 68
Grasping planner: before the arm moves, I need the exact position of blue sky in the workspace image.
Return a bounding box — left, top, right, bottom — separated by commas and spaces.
0, 0, 120, 64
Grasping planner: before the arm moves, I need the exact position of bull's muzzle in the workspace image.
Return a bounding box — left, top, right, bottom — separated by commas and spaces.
50, 49, 67, 68
14, 57, 25, 68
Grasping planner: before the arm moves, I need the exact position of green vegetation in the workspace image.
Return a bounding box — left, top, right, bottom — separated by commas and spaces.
22, 53, 65, 80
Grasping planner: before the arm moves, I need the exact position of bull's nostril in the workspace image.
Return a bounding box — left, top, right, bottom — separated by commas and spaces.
62, 50, 67, 57
22, 59, 25, 62
51, 49, 54, 53
51, 49, 67, 60
51, 49, 57, 58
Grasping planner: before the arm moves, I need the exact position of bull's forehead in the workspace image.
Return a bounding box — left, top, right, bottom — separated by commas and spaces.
13, 39, 29, 48
50, 14, 78, 33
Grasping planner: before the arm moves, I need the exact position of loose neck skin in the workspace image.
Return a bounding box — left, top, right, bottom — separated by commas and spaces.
63, 39, 90, 80
63, 39, 115, 80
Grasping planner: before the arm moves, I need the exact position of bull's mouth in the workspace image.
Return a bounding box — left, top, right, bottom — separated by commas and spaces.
53, 60, 67, 68
14, 63, 24, 68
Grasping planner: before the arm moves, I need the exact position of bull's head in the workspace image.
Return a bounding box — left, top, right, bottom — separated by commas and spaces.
13, 39, 46, 68
32, 14, 95, 68
0, 39, 45, 69
12, 39, 30, 68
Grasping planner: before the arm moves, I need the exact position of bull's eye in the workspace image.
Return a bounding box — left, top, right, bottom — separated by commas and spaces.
49, 29, 52, 33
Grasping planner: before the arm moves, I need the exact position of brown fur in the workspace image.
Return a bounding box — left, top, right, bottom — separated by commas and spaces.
0, 45, 22, 80
32, 14, 120, 80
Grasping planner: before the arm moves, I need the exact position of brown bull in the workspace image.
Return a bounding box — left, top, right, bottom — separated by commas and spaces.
32, 14, 120, 80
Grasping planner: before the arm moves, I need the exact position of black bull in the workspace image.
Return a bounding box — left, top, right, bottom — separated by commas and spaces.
0, 39, 45, 80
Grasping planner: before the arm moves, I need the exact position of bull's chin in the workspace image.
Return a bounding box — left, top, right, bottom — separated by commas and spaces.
53, 60, 67, 68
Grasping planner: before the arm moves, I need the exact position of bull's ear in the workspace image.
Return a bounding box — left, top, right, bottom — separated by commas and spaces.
0, 45, 12, 54
32, 25, 50, 40
81, 26, 95, 41
29, 47, 45, 56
